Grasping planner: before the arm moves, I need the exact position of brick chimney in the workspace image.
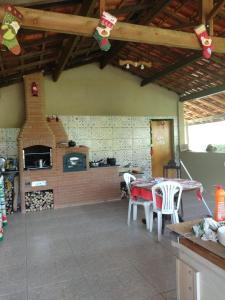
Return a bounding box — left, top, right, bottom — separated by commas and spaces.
18, 72, 55, 148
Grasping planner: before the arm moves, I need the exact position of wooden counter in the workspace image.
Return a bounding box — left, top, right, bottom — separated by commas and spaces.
168, 220, 225, 300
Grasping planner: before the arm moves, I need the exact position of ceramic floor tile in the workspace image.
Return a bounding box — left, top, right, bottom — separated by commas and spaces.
162, 289, 177, 300
27, 255, 82, 288
0, 241, 26, 267
0, 263, 27, 296
0, 289, 27, 300
27, 237, 73, 265
28, 278, 95, 300
1, 196, 208, 300
134, 255, 176, 293
85, 264, 160, 300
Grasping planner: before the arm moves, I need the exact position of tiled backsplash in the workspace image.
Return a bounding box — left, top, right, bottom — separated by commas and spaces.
0, 128, 19, 158
60, 116, 151, 175
0, 116, 178, 176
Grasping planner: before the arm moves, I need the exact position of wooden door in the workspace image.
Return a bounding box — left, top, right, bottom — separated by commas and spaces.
151, 120, 174, 177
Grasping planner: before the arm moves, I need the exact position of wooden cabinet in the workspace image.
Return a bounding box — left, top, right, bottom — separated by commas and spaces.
176, 258, 200, 300
174, 241, 225, 300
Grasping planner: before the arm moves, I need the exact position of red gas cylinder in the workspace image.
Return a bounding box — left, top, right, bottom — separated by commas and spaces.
214, 185, 225, 221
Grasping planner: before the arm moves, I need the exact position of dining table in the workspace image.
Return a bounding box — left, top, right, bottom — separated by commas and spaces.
130, 177, 211, 217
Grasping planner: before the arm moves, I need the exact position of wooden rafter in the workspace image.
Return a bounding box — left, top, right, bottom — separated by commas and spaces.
109, 3, 153, 16
202, 0, 214, 35
0, 7, 225, 52
0, 57, 55, 76
52, 0, 97, 81
13, 0, 81, 7
186, 102, 212, 115
141, 52, 202, 87
100, 0, 172, 69
207, 0, 225, 22
170, 22, 199, 30
197, 99, 225, 111
180, 84, 225, 101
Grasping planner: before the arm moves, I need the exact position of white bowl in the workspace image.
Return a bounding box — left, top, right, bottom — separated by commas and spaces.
218, 226, 225, 246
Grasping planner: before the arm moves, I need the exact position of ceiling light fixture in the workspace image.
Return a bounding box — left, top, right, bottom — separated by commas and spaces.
119, 59, 152, 69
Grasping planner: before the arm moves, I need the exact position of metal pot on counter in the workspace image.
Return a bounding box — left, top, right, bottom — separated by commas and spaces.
89, 159, 104, 168
107, 157, 116, 166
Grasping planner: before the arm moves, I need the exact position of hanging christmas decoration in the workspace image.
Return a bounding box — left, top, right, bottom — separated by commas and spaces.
93, 11, 117, 51
194, 24, 212, 60
31, 82, 38, 97
0, 4, 23, 55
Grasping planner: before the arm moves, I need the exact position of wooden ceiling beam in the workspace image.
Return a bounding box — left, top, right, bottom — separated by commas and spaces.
1, 57, 55, 76
4, 48, 56, 61
0, 7, 225, 53
100, 0, 172, 69
207, 0, 225, 22
187, 100, 218, 114
141, 52, 202, 87
202, 0, 214, 35
52, 0, 97, 81
180, 84, 225, 102
169, 22, 199, 30
9, 0, 81, 7
197, 99, 225, 111
109, 3, 153, 16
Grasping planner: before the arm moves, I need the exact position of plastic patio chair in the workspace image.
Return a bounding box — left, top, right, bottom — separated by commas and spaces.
123, 173, 152, 230
150, 180, 183, 241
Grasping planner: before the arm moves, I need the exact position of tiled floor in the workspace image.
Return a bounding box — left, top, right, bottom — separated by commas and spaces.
0, 192, 213, 300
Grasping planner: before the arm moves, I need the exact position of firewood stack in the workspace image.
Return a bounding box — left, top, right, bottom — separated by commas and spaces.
4, 178, 13, 214
25, 190, 54, 212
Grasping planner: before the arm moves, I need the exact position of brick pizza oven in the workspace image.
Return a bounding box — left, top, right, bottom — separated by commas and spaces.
18, 72, 120, 213
18, 72, 67, 212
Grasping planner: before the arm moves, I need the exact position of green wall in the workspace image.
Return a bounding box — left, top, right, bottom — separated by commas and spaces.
178, 102, 185, 146
0, 82, 25, 128
0, 64, 179, 128
180, 151, 225, 192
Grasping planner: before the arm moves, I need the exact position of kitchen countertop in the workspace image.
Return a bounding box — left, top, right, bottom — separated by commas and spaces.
89, 164, 119, 168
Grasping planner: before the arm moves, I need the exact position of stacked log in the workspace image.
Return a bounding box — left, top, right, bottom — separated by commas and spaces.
25, 190, 54, 212
4, 178, 13, 214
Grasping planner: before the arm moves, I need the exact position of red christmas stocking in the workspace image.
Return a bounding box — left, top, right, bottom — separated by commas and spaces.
93, 11, 117, 51
0, 4, 23, 55
194, 24, 212, 60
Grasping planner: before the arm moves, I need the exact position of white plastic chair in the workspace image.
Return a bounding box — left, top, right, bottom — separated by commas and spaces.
150, 181, 183, 241
123, 173, 152, 230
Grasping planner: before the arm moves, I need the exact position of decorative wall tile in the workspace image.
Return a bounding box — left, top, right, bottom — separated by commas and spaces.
133, 127, 150, 139
132, 149, 150, 162
132, 117, 149, 128
0, 129, 6, 142
0, 144, 7, 157
67, 128, 79, 141
6, 142, 18, 157
91, 128, 113, 139
91, 139, 112, 151
91, 151, 114, 162
90, 116, 112, 128
112, 128, 132, 139
112, 139, 132, 150
112, 116, 132, 128
112, 150, 132, 166
77, 116, 92, 128
74, 140, 91, 148
133, 138, 150, 149
77, 128, 93, 139
5, 128, 19, 142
